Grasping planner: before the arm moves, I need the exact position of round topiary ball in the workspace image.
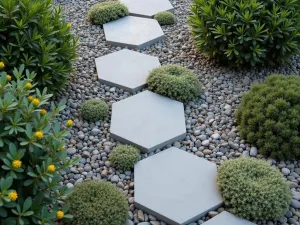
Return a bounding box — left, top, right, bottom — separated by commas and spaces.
217, 158, 291, 220
147, 65, 201, 102
65, 181, 128, 225
110, 145, 139, 171
236, 74, 300, 159
154, 11, 175, 25
88, 1, 129, 25
81, 99, 109, 121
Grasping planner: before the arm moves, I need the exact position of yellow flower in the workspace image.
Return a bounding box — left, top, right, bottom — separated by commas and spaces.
6, 75, 11, 81
0, 61, 5, 69
47, 164, 56, 173
12, 160, 22, 168
66, 23, 72, 28
60, 146, 65, 151
28, 96, 34, 102
56, 210, 64, 219
8, 191, 18, 201
66, 120, 73, 128
40, 109, 47, 116
32, 98, 40, 106
25, 82, 32, 89
35, 131, 44, 139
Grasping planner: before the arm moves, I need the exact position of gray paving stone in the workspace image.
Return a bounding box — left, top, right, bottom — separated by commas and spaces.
202, 211, 256, 225
104, 16, 165, 49
95, 50, 160, 93
134, 147, 223, 225
120, 0, 174, 18
110, 91, 186, 153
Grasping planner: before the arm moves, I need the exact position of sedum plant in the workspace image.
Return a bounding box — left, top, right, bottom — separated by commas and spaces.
109, 145, 140, 171
154, 11, 175, 25
236, 74, 300, 159
0, 0, 78, 92
0, 65, 77, 225
65, 181, 128, 225
188, 0, 300, 67
217, 158, 291, 220
81, 99, 109, 121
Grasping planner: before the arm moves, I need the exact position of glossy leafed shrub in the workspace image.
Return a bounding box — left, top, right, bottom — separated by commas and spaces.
188, 0, 300, 66
154, 11, 175, 25
109, 145, 140, 171
236, 74, 300, 159
81, 99, 109, 121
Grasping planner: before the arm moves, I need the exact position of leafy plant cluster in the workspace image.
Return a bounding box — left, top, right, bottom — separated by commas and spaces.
109, 145, 139, 171
217, 158, 291, 220
188, 0, 300, 66
88, 1, 129, 25
147, 65, 201, 102
81, 99, 109, 121
154, 11, 175, 25
236, 74, 300, 159
0, 65, 77, 225
65, 181, 128, 225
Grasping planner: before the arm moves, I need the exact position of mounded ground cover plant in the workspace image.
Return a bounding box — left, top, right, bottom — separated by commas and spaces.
217, 158, 291, 220
109, 145, 140, 171
81, 99, 109, 121
188, 0, 300, 67
88, 1, 129, 25
0, 0, 78, 92
147, 65, 201, 102
236, 74, 300, 159
65, 181, 128, 225
154, 11, 175, 25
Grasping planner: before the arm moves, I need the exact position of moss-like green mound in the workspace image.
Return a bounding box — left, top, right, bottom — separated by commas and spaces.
81, 99, 109, 121
154, 11, 175, 25
110, 145, 140, 171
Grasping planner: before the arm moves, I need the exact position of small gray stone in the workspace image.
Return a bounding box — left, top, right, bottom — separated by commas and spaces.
291, 199, 300, 208
249, 147, 257, 156
282, 168, 291, 176
67, 148, 76, 155
125, 219, 134, 225
111, 175, 119, 183
202, 140, 210, 146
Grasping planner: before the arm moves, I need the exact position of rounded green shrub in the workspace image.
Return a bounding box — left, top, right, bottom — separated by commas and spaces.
81, 99, 109, 121
236, 74, 300, 159
88, 1, 129, 25
217, 158, 291, 220
147, 65, 201, 102
154, 11, 175, 25
65, 181, 128, 225
188, 0, 300, 67
0, 0, 78, 92
110, 145, 140, 171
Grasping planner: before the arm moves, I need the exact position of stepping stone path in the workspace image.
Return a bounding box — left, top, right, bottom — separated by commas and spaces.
120, 0, 174, 18
202, 211, 256, 225
110, 91, 186, 153
134, 147, 223, 225
95, 49, 160, 93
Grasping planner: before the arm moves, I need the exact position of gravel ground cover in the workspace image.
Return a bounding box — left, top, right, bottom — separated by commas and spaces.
53, 0, 300, 224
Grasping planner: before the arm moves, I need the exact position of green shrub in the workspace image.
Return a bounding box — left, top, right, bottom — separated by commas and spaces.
188, 0, 300, 67
88, 1, 129, 25
0, 0, 78, 92
0, 65, 77, 225
154, 11, 175, 25
110, 145, 139, 171
217, 158, 291, 220
65, 181, 128, 225
236, 74, 300, 159
81, 99, 109, 121
147, 65, 201, 102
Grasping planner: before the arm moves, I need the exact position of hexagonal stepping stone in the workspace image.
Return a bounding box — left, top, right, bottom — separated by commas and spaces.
95, 49, 160, 93
110, 91, 186, 153
104, 16, 165, 49
202, 211, 256, 225
120, 0, 174, 18
134, 147, 223, 225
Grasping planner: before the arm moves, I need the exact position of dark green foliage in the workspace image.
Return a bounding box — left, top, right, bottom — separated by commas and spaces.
236, 74, 300, 159
188, 0, 300, 67
110, 145, 139, 171
147, 65, 201, 102
217, 158, 291, 220
154, 11, 175, 25
0, 0, 78, 92
88, 1, 129, 25
81, 99, 109, 121
65, 181, 128, 225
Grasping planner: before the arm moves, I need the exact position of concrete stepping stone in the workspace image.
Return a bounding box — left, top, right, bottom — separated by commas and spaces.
95, 49, 160, 93
120, 0, 174, 18
202, 211, 256, 225
134, 147, 223, 225
104, 16, 165, 49
110, 91, 186, 153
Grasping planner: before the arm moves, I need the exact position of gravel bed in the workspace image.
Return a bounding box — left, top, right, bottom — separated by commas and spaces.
53, 0, 300, 224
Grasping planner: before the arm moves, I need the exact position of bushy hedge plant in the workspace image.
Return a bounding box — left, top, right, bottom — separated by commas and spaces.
0, 65, 77, 225
236, 74, 300, 159
81, 99, 109, 121
88, 1, 129, 25
154, 11, 175, 25
109, 145, 139, 171
188, 0, 300, 66
65, 181, 128, 225
217, 158, 291, 220
147, 65, 201, 102
0, 0, 78, 92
